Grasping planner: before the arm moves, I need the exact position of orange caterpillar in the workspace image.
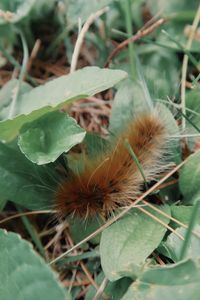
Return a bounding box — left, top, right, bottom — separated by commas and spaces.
55, 109, 169, 219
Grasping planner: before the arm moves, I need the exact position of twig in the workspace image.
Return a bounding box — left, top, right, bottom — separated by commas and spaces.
26, 39, 41, 73
49, 159, 187, 265
105, 18, 165, 67
0, 210, 57, 225
93, 277, 109, 300
181, 4, 200, 130
66, 232, 109, 300
70, 7, 109, 73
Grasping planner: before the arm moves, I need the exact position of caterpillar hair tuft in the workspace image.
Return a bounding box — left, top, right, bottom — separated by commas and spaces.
55, 108, 170, 219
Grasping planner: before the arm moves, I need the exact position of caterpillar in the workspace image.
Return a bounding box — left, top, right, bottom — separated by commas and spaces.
55, 108, 169, 219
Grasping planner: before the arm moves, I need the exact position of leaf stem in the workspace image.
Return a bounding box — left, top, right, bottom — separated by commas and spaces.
124, 0, 136, 80
180, 200, 200, 260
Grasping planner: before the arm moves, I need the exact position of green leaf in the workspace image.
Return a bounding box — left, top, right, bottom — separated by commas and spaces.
140, 45, 180, 98
186, 88, 200, 131
100, 205, 171, 281
179, 151, 200, 203
69, 217, 104, 245
67, 0, 112, 28
171, 205, 200, 226
162, 225, 200, 262
0, 0, 36, 24
86, 272, 132, 300
109, 78, 153, 135
122, 259, 200, 300
0, 229, 69, 300
0, 141, 56, 210
0, 79, 32, 121
18, 111, 86, 165
0, 67, 127, 141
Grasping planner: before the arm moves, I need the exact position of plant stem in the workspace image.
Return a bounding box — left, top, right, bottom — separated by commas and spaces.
124, 0, 136, 80
180, 200, 200, 260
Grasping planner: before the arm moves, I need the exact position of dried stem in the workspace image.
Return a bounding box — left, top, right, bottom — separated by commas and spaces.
105, 18, 165, 67
70, 7, 109, 73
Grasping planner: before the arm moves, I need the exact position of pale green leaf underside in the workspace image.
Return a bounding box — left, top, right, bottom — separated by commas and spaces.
0, 67, 127, 141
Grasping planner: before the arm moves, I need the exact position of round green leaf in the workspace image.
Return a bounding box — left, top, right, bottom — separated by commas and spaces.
100, 206, 171, 281
18, 111, 86, 165
122, 259, 200, 300
179, 150, 200, 203
0, 229, 69, 300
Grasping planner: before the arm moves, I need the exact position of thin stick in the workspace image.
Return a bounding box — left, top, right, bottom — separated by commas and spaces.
66, 232, 109, 300
142, 200, 200, 239
0, 210, 57, 225
70, 7, 109, 73
105, 18, 165, 67
181, 4, 200, 130
49, 159, 187, 265
93, 277, 109, 300
26, 39, 41, 73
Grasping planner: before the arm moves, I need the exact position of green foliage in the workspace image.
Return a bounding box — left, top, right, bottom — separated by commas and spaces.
100, 206, 170, 281
162, 225, 200, 262
0, 141, 56, 209
86, 272, 132, 300
179, 151, 200, 203
0, 0, 200, 299
0, 0, 36, 24
0, 229, 68, 300
0, 67, 127, 142
18, 111, 86, 165
122, 259, 200, 300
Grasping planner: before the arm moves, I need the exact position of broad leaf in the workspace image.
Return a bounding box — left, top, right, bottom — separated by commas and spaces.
179, 150, 200, 203
122, 259, 200, 300
100, 206, 170, 281
0, 141, 56, 210
109, 78, 153, 135
0, 67, 127, 141
0, 229, 69, 300
18, 111, 86, 165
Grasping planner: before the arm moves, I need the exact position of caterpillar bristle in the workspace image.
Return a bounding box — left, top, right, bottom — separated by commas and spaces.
55, 109, 169, 219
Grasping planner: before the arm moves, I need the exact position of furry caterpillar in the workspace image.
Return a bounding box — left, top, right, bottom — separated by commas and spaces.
56, 109, 169, 219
